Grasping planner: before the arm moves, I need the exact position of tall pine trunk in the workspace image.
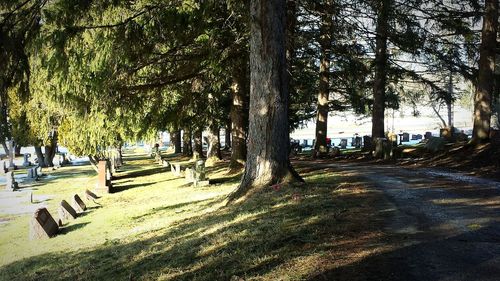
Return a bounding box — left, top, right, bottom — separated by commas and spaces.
472, 0, 498, 143
229, 58, 248, 170
207, 125, 222, 160
313, 0, 333, 157
182, 128, 193, 156
229, 0, 303, 202
43, 131, 57, 167
371, 0, 390, 140
34, 145, 46, 167
193, 128, 204, 158
170, 130, 182, 154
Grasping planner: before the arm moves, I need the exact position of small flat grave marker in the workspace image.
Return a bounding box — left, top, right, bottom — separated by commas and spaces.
29, 208, 59, 239
72, 194, 87, 212
85, 189, 99, 200
60, 200, 78, 220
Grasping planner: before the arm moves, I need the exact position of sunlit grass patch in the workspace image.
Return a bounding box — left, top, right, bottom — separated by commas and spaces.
0, 153, 386, 280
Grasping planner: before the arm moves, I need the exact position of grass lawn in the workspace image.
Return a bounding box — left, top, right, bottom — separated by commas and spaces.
0, 151, 388, 280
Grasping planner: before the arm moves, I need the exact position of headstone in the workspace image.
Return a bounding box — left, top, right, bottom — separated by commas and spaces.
374, 138, 392, 159
36, 165, 43, 177
60, 200, 78, 220
171, 163, 182, 177
29, 208, 59, 239
85, 189, 99, 200
27, 168, 35, 179
354, 136, 362, 148
329, 147, 341, 157
161, 159, 170, 167
411, 134, 423, 140
424, 132, 433, 140
363, 136, 372, 150
425, 137, 446, 152
402, 133, 410, 143
23, 153, 31, 167
340, 139, 348, 149
185, 167, 195, 183
5, 171, 18, 191
72, 194, 86, 213
440, 127, 453, 140
1, 160, 7, 174
7, 140, 15, 169
96, 161, 111, 194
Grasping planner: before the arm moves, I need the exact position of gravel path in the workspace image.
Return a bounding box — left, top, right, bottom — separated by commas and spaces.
314, 163, 500, 280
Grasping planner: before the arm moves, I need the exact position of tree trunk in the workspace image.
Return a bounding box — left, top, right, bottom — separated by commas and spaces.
313, 0, 333, 157
43, 131, 57, 167
371, 0, 390, 140
34, 145, 46, 167
207, 125, 222, 160
88, 155, 99, 173
229, 58, 248, 170
224, 119, 231, 149
182, 128, 193, 156
472, 0, 498, 143
170, 130, 182, 154
14, 144, 21, 156
193, 128, 204, 158
229, 0, 303, 202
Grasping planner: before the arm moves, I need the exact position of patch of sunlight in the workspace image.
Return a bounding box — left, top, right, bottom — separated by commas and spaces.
467, 223, 482, 230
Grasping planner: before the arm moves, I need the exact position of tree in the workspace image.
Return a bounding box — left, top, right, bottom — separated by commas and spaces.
472, 0, 498, 144
229, 0, 303, 202
313, 0, 334, 157
371, 0, 391, 140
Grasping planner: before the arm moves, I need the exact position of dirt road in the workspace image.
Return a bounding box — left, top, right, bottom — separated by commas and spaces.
312, 162, 500, 281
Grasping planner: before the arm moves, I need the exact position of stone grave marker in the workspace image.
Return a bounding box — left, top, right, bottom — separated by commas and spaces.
374, 138, 391, 159
23, 153, 31, 167
96, 160, 112, 194
411, 134, 422, 140
424, 132, 433, 140
72, 194, 87, 213
185, 167, 195, 183
193, 160, 209, 187
363, 136, 372, 150
354, 136, 362, 148
7, 140, 15, 169
29, 208, 59, 239
60, 200, 78, 220
5, 171, 18, 191
85, 189, 100, 201
425, 137, 446, 153
1, 160, 7, 174
171, 163, 182, 177
340, 139, 348, 149
402, 133, 410, 143
27, 167, 38, 179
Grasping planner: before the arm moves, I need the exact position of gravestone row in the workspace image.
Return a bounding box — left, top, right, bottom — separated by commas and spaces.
30, 191, 94, 240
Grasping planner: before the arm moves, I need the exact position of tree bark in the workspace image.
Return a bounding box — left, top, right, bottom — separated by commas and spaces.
193, 128, 204, 158
182, 128, 193, 156
224, 119, 231, 149
472, 0, 498, 143
14, 144, 21, 156
371, 0, 390, 140
34, 145, 46, 167
170, 130, 182, 154
313, 0, 333, 157
229, 58, 248, 170
229, 0, 303, 202
207, 125, 222, 160
43, 131, 57, 167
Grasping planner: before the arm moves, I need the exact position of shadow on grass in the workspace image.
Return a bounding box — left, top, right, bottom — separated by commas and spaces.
59, 222, 90, 235
113, 167, 170, 181
0, 170, 387, 280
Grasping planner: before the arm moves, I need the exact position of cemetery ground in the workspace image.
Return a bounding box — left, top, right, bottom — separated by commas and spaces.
0, 150, 499, 280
